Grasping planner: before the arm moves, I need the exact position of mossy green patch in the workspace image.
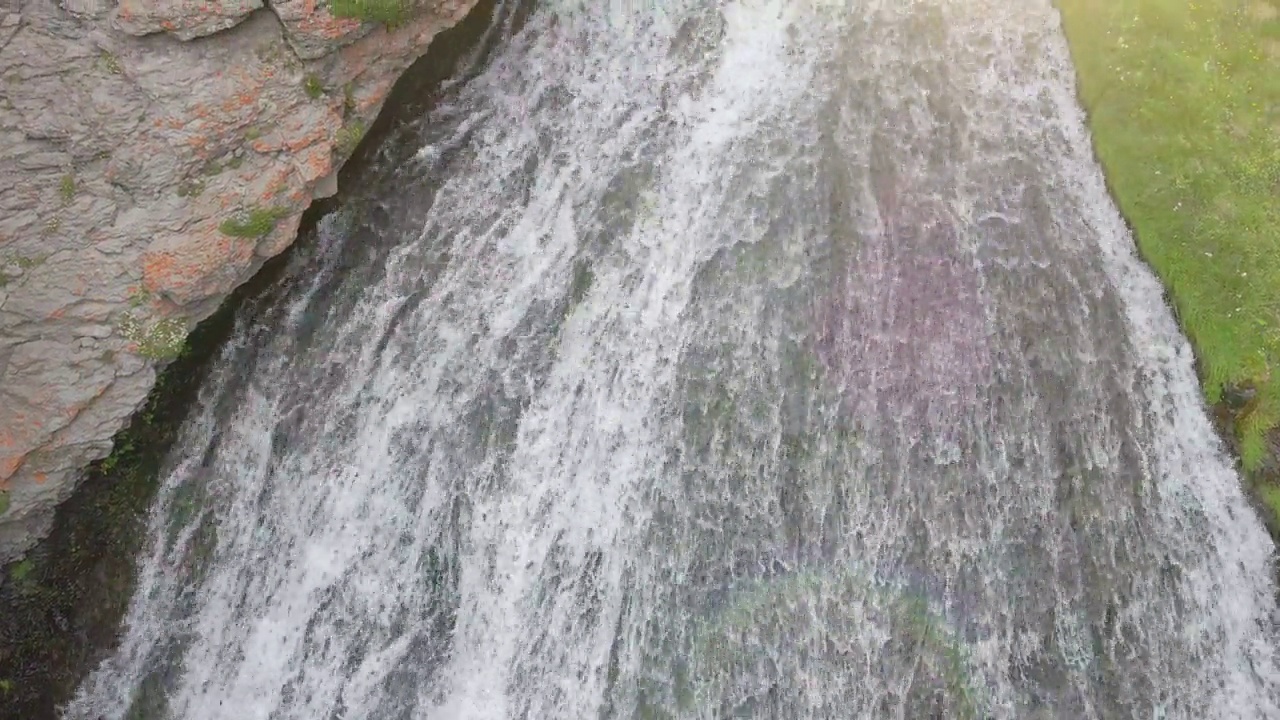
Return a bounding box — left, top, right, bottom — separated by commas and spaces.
342, 82, 358, 115
176, 178, 205, 198
329, 0, 412, 27
219, 206, 290, 238
98, 51, 123, 75
1057, 0, 1280, 467
8, 559, 33, 585
58, 173, 76, 204
303, 73, 325, 100
335, 119, 367, 157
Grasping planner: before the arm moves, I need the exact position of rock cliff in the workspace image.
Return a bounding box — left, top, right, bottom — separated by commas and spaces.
0, 0, 478, 562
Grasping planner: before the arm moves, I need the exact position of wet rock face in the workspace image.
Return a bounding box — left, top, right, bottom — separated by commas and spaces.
0, 0, 478, 562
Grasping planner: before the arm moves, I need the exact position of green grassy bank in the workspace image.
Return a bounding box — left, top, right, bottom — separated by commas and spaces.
1057, 0, 1280, 518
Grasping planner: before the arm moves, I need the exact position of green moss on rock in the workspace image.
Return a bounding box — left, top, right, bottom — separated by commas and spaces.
329, 0, 412, 27
303, 73, 325, 99
335, 119, 367, 157
219, 206, 289, 238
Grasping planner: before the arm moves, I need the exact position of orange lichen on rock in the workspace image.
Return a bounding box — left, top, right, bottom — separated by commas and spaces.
294, 142, 332, 185
286, 121, 331, 153
0, 0, 481, 562
296, 8, 362, 40
221, 86, 262, 114
141, 221, 256, 304
0, 416, 42, 482
0, 455, 22, 482
250, 107, 338, 154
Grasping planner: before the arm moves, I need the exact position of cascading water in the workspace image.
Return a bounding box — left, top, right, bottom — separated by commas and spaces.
67, 1, 1280, 718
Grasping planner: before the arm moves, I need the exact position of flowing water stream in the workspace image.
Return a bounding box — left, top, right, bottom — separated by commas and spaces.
67, 1, 1280, 718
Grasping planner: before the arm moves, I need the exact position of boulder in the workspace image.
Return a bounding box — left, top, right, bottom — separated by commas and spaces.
0, 0, 480, 562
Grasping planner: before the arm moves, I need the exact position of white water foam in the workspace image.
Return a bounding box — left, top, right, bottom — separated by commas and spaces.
67, 2, 1280, 719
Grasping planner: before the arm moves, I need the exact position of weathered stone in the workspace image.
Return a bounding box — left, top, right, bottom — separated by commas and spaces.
59, 0, 110, 20
267, 0, 368, 59
0, 0, 481, 562
312, 167, 339, 199
112, 0, 262, 40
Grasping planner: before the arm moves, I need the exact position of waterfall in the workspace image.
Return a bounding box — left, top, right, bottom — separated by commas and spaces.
68, 1, 1280, 718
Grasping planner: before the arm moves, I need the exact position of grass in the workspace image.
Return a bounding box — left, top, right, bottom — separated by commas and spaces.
329, 0, 412, 27
219, 205, 289, 238
1057, 0, 1280, 471
303, 74, 325, 100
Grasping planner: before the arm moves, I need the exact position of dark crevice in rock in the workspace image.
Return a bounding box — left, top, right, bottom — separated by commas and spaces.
0, 1, 520, 716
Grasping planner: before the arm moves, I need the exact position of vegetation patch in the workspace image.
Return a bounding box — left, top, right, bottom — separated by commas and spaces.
342, 81, 358, 115
127, 287, 153, 310
1058, 0, 1280, 507
2, 253, 43, 272
335, 119, 367, 157
329, 0, 413, 27
303, 74, 325, 100
219, 205, 290, 238
176, 178, 205, 198
98, 51, 123, 75
58, 173, 75, 204
119, 314, 189, 361
8, 559, 33, 586
1, 254, 41, 287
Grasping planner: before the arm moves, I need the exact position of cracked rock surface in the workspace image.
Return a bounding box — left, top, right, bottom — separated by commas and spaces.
0, 0, 477, 562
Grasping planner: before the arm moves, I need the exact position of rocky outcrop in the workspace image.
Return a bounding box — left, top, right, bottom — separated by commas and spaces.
0, 0, 478, 562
